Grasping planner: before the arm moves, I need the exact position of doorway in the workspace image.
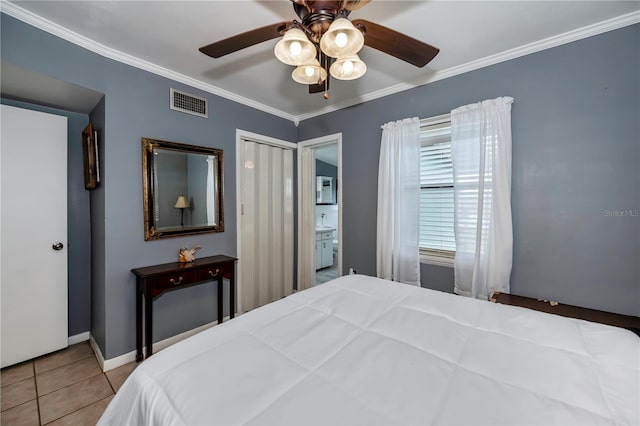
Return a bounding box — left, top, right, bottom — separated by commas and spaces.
236, 130, 296, 313
297, 134, 342, 291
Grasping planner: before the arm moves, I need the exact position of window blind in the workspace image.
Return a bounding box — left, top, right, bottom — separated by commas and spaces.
420, 121, 456, 253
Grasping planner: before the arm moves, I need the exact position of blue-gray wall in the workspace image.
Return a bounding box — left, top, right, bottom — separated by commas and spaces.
0, 98, 92, 336
89, 96, 107, 352
2, 12, 637, 362
298, 24, 640, 316
2, 13, 296, 358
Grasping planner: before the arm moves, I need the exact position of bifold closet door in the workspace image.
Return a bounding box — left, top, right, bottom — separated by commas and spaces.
1, 105, 68, 368
240, 140, 293, 312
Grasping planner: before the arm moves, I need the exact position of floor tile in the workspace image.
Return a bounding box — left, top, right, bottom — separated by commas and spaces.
34, 342, 94, 374
46, 395, 114, 426
105, 362, 137, 392
38, 374, 113, 424
1, 361, 34, 387
316, 262, 338, 284
36, 357, 102, 396
0, 399, 39, 426
1, 377, 36, 411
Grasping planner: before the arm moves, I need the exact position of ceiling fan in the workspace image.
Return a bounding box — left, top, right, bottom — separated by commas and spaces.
199, 0, 439, 99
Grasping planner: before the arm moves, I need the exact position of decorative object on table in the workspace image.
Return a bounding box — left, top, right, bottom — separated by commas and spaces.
178, 245, 202, 263
81, 123, 99, 190
174, 195, 190, 226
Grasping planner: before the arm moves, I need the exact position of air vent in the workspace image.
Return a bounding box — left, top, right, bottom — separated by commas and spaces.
170, 88, 208, 118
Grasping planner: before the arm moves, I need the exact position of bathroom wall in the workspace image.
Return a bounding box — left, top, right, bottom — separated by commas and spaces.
315, 204, 338, 238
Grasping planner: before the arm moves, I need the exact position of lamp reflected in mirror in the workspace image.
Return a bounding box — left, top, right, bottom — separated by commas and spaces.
174, 194, 190, 226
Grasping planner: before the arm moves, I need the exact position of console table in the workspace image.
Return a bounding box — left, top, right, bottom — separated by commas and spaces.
132, 255, 237, 361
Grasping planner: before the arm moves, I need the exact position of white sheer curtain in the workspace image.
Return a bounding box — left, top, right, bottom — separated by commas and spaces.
206, 155, 215, 225
451, 96, 514, 299
376, 117, 421, 285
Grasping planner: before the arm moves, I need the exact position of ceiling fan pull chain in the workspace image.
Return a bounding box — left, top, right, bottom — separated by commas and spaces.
323, 53, 330, 99
323, 70, 329, 100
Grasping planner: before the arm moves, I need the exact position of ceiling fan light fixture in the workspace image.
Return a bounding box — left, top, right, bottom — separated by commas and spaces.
274, 28, 316, 66
320, 18, 364, 58
330, 54, 366, 80
292, 58, 328, 85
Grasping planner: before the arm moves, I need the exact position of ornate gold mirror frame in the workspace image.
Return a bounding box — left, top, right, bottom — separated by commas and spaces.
142, 138, 224, 240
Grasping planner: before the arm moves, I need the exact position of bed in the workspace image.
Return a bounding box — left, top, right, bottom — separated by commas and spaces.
98, 274, 639, 425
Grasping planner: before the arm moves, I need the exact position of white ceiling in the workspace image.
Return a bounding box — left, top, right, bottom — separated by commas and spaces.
5, 1, 639, 122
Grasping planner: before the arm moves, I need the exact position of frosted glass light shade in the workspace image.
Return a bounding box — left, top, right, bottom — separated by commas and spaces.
274, 28, 317, 66
330, 54, 366, 80
292, 59, 327, 85
320, 18, 364, 58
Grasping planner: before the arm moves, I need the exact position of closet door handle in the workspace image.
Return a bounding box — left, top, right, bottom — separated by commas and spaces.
169, 277, 183, 285
52, 242, 64, 251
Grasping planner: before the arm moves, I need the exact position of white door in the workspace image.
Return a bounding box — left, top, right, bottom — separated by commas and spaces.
237, 133, 294, 313
1, 104, 68, 368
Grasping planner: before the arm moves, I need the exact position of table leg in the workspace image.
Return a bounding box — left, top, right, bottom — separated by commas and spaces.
145, 290, 153, 358
230, 271, 235, 319
217, 276, 223, 324
136, 280, 143, 362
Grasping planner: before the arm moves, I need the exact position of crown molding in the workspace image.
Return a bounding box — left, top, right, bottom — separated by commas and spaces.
296, 10, 640, 122
0, 1, 298, 123
2, 1, 638, 125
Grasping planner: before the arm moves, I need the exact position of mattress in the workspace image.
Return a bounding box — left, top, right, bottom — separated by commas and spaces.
98, 274, 639, 425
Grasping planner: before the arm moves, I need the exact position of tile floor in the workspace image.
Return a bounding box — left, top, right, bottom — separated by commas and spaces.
316, 263, 338, 284
0, 342, 137, 425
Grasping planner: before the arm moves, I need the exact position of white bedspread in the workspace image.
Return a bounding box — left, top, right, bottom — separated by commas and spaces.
99, 275, 639, 425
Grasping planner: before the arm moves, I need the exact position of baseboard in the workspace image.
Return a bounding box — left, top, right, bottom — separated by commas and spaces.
90, 317, 228, 372
89, 334, 106, 371
68, 331, 90, 346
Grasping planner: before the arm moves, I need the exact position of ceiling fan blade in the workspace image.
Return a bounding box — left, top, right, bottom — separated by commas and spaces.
199, 22, 290, 58
352, 19, 439, 67
344, 0, 371, 10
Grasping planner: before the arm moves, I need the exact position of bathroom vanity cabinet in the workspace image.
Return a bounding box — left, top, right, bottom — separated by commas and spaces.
315, 230, 334, 270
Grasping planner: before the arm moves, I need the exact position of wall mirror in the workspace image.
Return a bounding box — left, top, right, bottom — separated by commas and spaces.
142, 138, 224, 240
316, 176, 336, 204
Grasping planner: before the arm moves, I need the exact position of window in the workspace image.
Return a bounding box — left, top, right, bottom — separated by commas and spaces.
420, 115, 455, 265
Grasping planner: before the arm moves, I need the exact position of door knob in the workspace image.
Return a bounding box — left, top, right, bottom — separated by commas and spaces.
52, 242, 64, 251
